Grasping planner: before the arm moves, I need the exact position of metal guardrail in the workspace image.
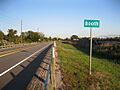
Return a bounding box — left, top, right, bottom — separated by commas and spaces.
44, 58, 52, 90
43, 46, 53, 90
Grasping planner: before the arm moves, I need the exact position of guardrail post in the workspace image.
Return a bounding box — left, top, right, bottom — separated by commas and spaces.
54, 41, 56, 47
52, 41, 56, 59
52, 47, 55, 59
53, 41, 56, 89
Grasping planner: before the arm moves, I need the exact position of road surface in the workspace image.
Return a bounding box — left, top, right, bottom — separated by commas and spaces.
0, 42, 53, 90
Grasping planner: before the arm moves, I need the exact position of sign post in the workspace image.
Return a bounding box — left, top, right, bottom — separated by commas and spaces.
89, 28, 92, 75
84, 19, 100, 75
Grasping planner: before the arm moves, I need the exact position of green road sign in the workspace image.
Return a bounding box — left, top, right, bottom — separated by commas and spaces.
84, 19, 100, 28
83, 19, 100, 75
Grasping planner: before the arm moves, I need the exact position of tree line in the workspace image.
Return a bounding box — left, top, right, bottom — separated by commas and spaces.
0, 29, 48, 46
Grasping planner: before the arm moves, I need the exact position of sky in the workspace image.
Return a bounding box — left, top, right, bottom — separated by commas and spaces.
0, 0, 120, 38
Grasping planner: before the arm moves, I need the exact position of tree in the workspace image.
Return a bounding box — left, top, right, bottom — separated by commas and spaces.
14, 35, 21, 44
49, 37, 52, 40
22, 31, 44, 42
43, 37, 49, 41
53, 37, 57, 41
0, 30, 4, 41
7, 29, 17, 42
64, 37, 69, 41
71, 35, 79, 40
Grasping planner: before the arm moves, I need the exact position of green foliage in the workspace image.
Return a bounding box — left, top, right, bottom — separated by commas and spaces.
48, 37, 52, 40
0, 30, 4, 40
0, 29, 47, 45
95, 44, 120, 63
57, 42, 120, 90
43, 37, 49, 41
7, 29, 17, 42
71, 35, 79, 40
22, 31, 45, 43
53, 37, 57, 40
14, 35, 21, 44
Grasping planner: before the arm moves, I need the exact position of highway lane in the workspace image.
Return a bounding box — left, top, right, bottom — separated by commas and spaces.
0, 42, 53, 89
0, 44, 29, 52
0, 43, 39, 57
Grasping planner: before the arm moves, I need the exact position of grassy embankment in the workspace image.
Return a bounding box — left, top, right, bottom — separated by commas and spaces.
57, 42, 120, 90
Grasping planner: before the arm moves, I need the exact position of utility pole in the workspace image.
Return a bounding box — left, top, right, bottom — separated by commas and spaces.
21, 20, 22, 44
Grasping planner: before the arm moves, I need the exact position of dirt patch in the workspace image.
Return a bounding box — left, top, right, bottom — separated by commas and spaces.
54, 48, 65, 90
84, 72, 112, 90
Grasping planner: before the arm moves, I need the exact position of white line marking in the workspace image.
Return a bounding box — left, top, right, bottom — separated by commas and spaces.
0, 44, 51, 77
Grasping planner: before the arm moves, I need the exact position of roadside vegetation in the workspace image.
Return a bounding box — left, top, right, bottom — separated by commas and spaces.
94, 44, 120, 63
57, 42, 120, 90
0, 29, 50, 46
63, 35, 120, 64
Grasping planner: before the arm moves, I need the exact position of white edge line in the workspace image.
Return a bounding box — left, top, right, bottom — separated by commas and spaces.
0, 43, 51, 77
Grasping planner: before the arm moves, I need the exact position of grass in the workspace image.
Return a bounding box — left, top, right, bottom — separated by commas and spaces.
57, 42, 120, 90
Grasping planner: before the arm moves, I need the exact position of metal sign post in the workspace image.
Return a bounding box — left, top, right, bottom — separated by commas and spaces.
84, 19, 100, 75
89, 28, 92, 75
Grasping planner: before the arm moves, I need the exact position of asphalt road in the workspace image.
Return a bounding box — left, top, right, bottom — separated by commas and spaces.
0, 43, 39, 57
0, 42, 53, 90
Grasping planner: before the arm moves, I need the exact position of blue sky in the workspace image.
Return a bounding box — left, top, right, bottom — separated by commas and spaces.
0, 0, 120, 38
